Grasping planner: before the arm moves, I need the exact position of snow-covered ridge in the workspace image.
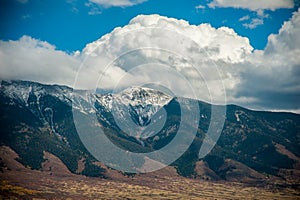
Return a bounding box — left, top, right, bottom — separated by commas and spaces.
0, 80, 73, 106
1, 81, 173, 125
97, 87, 172, 110
0, 80, 174, 142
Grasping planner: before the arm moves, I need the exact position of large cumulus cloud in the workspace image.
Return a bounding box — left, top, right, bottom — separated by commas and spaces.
76, 14, 253, 103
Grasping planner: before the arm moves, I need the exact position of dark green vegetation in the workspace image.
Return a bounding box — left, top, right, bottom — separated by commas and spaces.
0, 80, 299, 184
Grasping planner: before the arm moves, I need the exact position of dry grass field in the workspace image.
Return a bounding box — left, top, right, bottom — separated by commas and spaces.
1, 146, 299, 199
1, 166, 300, 199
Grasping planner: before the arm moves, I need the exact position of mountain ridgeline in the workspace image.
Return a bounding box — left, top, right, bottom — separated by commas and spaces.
0, 80, 299, 184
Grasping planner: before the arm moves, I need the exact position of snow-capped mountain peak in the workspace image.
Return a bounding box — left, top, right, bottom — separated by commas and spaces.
114, 86, 172, 106
95, 87, 172, 139
97, 87, 172, 124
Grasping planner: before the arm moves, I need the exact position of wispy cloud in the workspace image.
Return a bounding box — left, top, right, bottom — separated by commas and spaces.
239, 15, 249, 21
256, 9, 269, 18
85, 0, 147, 15
17, 0, 28, 4
195, 4, 205, 10
208, 0, 293, 29
240, 10, 270, 29
21, 14, 31, 20
66, 0, 80, 14
208, 0, 294, 11
88, 6, 102, 15
88, 0, 147, 8
85, 2, 102, 15
242, 18, 264, 29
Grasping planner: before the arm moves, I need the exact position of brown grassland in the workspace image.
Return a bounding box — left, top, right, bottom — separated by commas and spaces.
0, 146, 299, 199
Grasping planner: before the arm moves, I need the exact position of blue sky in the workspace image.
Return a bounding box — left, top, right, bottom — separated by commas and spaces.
0, 0, 298, 51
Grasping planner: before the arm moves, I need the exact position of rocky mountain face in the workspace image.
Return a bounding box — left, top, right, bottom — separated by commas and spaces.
0, 80, 300, 185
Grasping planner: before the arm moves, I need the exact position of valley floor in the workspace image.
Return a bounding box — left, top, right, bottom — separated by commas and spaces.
1, 146, 299, 200
1, 167, 300, 199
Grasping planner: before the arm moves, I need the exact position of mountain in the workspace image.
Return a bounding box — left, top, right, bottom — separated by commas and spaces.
96, 87, 172, 139
0, 80, 300, 186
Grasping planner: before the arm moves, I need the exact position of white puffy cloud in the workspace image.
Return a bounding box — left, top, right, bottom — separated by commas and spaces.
77, 14, 253, 103
208, 0, 294, 11
0, 36, 80, 87
82, 14, 253, 63
88, 0, 147, 8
